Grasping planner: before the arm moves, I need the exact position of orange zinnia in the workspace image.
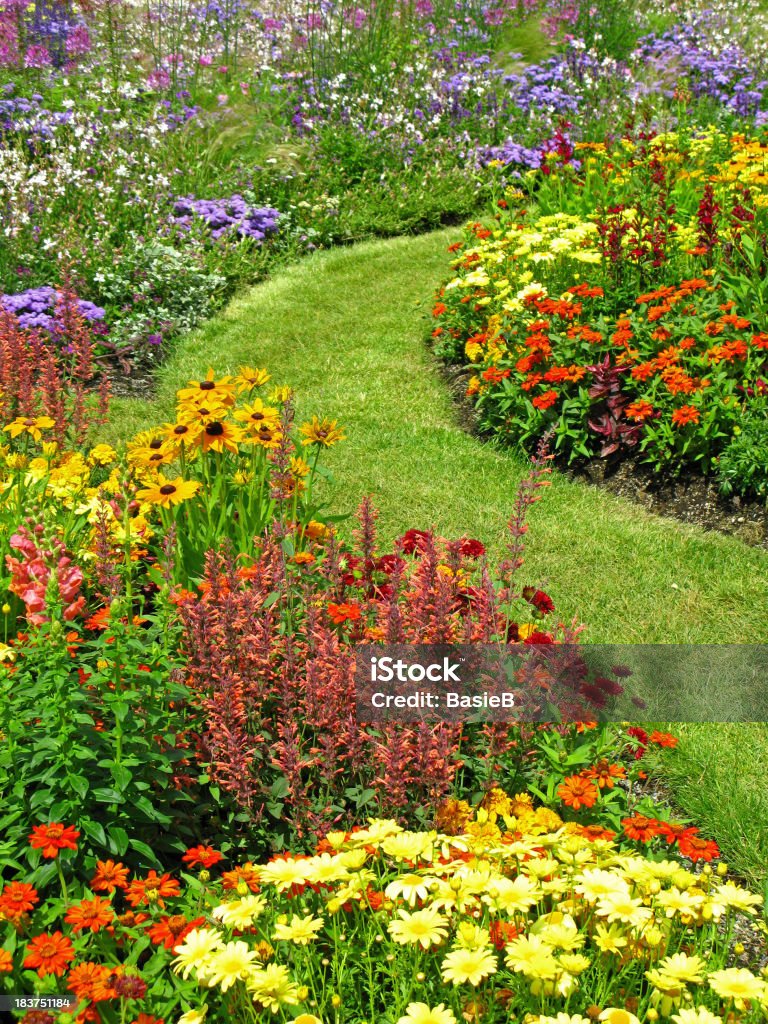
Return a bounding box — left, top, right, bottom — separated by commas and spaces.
91, 859, 130, 893
124, 871, 180, 908
621, 814, 661, 842
677, 830, 720, 863
29, 823, 80, 858
649, 730, 678, 748
0, 881, 39, 919
24, 931, 75, 977
532, 389, 558, 411
0, 949, 12, 972
327, 602, 362, 625
557, 774, 599, 810
146, 914, 205, 951
64, 896, 114, 934
583, 760, 626, 789
625, 400, 654, 422
670, 405, 700, 427
67, 961, 115, 1003
221, 863, 260, 893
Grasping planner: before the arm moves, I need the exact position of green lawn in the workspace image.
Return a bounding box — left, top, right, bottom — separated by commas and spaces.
104, 228, 768, 644
103, 227, 768, 885
647, 724, 768, 890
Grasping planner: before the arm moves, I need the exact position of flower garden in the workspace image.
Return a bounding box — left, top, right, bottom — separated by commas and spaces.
2, 1, 768, 1023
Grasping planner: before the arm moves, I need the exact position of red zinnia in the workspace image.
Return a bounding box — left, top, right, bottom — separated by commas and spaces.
24, 932, 75, 977
29, 823, 80, 858
676, 829, 720, 863
182, 845, 224, 869
621, 814, 661, 842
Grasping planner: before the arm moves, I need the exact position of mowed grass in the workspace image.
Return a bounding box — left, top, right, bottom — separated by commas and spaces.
104, 228, 768, 644
645, 724, 768, 890
103, 227, 768, 882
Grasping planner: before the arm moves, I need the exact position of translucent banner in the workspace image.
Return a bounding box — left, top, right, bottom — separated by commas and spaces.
354, 644, 768, 722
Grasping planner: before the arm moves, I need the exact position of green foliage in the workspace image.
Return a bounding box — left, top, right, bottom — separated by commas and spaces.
717, 414, 768, 500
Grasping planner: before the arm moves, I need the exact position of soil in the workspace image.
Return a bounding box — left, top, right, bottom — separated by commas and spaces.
105, 365, 158, 401
437, 364, 768, 550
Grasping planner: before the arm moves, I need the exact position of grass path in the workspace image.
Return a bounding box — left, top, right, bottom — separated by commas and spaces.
106, 228, 768, 644
106, 227, 768, 884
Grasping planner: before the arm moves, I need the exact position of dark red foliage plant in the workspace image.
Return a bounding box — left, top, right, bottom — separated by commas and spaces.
173, 454, 618, 847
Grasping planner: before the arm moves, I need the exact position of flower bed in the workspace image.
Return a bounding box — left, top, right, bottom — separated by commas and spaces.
431, 128, 768, 498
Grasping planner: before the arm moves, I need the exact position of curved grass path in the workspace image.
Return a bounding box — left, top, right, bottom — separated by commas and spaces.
105, 228, 768, 884
105, 228, 768, 644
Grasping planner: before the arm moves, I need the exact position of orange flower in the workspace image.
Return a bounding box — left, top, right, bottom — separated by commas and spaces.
64, 896, 114, 934
23, 932, 75, 977
557, 774, 599, 810
0, 949, 12, 972
222, 863, 260, 893
67, 962, 114, 1003
621, 814, 661, 842
327, 602, 362, 625
490, 920, 520, 949
625, 400, 654, 422
670, 405, 700, 427
124, 871, 180, 909
29, 823, 80, 858
0, 881, 39, 919
146, 914, 205, 951
583, 760, 626, 789
532, 389, 558, 411
91, 860, 130, 894
649, 730, 678, 748
182, 845, 224, 869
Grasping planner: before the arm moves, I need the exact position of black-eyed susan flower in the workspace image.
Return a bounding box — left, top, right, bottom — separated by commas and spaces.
198, 420, 243, 455
235, 366, 270, 392
3, 415, 56, 441
136, 476, 201, 508
299, 416, 346, 447
176, 399, 231, 427
233, 400, 281, 430
176, 369, 236, 407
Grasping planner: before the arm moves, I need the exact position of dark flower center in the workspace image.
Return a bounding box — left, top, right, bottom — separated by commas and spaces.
200, 380, 215, 391
206, 422, 224, 437
159, 484, 177, 495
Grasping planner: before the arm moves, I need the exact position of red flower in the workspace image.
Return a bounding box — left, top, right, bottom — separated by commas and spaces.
432, 302, 447, 317
522, 587, 554, 614
327, 602, 362, 625
67, 962, 114, 1003
459, 538, 486, 559
481, 366, 511, 384
182, 845, 224, 869
23, 932, 75, 977
677, 829, 720, 863
621, 814, 661, 842
490, 920, 520, 949
29, 823, 80, 858
397, 529, 433, 554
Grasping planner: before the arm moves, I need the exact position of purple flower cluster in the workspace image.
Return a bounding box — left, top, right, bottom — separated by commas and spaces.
172, 195, 280, 241
1, 286, 105, 332
632, 20, 768, 122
